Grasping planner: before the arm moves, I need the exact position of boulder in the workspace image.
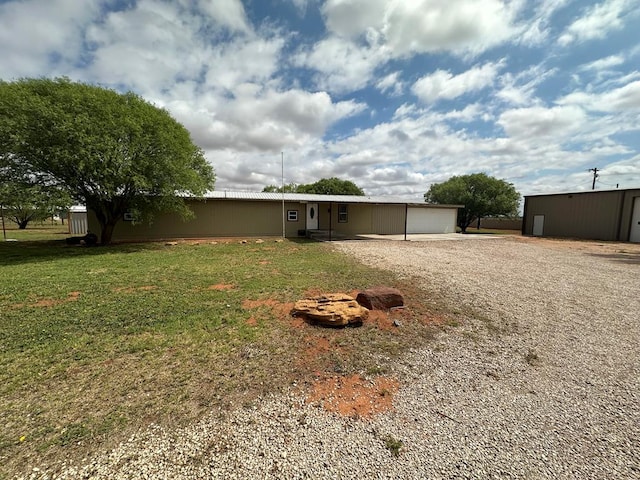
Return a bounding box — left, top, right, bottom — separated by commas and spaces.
291, 293, 368, 327
356, 287, 404, 310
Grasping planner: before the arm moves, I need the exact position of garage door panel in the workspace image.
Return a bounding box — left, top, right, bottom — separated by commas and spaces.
407, 208, 456, 234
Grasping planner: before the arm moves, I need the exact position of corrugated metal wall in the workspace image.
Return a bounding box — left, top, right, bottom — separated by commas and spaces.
523, 189, 640, 242
372, 205, 405, 234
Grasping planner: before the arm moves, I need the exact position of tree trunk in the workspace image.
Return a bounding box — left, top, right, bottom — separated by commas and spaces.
18, 220, 29, 229
100, 221, 117, 245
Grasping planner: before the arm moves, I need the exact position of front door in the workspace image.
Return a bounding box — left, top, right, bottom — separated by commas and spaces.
532, 215, 544, 236
306, 203, 319, 230
630, 197, 640, 243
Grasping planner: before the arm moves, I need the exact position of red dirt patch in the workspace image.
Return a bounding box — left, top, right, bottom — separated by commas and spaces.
207, 283, 235, 291
241, 298, 295, 321
366, 310, 397, 331
306, 374, 399, 418
245, 316, 257, 326
24, 291, 83, 308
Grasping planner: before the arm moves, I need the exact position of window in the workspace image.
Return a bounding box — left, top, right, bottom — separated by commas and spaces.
338, 204, 348, 223
287, 210, 299, 221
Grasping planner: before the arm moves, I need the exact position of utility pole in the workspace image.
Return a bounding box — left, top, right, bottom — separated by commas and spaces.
589, 167, 599, 190
281, 152, 285, 239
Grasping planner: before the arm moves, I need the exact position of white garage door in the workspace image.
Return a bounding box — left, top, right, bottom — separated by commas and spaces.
407, 207, 456, 234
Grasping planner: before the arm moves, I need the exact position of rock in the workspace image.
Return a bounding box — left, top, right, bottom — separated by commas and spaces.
291, 293, 368, 327
255, 239, 264, 244
356, 287, 404, 310
165, 241, 178, 246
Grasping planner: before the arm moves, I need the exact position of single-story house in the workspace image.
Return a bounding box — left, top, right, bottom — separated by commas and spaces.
522, 188, 640, 242
87, 191, 462, 242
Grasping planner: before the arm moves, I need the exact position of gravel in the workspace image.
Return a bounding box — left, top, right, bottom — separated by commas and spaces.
28, 237, 640, 479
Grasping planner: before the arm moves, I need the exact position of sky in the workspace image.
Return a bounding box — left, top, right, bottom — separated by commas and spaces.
1, 0, 639, 200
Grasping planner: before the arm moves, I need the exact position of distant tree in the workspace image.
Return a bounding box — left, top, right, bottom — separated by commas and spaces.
297, 177, 365, 195
425, 173, 520, 232
0, 182, 70, 229
262, 178, 365, 195
262, 183, 299, 193
0, 78, 215, 244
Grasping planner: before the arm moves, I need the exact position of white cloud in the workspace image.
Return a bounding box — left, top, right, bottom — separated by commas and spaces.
496, 65, 557, 106
322, 0, 523, 57
412, 62, 502, 103
558, 0, 635, 46
559, 80, 640, 112
294, 37, 389, 93
497, 105, 587, 139
0, 0, 101, 78
172, 88, 365, 153
196, 0, 250, 32
376, 71, 403, 96
578, 54, 625, 72
517, 0, 572, 46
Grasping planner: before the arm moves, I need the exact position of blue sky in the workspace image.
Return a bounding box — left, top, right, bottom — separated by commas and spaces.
1, 0, 639, 199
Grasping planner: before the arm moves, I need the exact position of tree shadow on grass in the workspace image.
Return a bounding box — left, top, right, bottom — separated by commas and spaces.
0, 240, 164, 267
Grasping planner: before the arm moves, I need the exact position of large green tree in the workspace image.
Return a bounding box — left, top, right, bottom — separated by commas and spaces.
425, 173, 520, 232
0, 78, 215, 244
263, 177, 365, 195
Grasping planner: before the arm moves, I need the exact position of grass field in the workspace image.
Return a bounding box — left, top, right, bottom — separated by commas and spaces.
0, 228, 445, 477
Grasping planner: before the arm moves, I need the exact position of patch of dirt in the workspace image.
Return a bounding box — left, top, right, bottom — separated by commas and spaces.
14, 291, 83, 309
258, 260, 270, 265
207, 284, 235, 291
241, 298, 295, 320
306, 374, 399, 418
366, 310, 396, 331
245, 316, 257, 326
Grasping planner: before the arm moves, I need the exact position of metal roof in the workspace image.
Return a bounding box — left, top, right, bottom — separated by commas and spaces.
200, 190, 462, 208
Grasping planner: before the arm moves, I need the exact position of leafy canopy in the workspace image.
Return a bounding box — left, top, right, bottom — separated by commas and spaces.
263, 177, 365, 195
425, 173, 520, 232
0, 78, 215, 244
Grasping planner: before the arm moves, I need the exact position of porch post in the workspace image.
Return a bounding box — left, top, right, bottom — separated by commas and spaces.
329, 203, 332, 242
404, 203, 408, 241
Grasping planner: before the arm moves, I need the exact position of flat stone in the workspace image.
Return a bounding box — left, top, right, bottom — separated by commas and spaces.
291, 293, 368, 327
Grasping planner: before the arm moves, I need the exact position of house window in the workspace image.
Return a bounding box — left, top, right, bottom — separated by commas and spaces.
287, 210, 299, 221
338, 204, 348, 223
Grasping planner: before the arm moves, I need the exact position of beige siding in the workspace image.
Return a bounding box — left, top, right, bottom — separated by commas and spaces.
89, 199, 306, 241
372, 205, 406, 234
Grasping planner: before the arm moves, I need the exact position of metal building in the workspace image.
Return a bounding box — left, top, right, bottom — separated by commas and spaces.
522, 188, 640, 242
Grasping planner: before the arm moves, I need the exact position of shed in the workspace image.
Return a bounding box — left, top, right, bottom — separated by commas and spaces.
68, 206, 88, 235
522, 188, 640, 242
87, 191, 462, 242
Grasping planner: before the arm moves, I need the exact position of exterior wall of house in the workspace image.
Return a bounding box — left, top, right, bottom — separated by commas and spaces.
87, 197, 460, 242
88, 199, 306, 241
522, 189, 640, 241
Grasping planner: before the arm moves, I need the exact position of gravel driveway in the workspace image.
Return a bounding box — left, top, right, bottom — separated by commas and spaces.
41, 237, 639, 479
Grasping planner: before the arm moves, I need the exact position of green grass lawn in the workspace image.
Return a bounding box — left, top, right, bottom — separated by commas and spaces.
0, 231, 443, 477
